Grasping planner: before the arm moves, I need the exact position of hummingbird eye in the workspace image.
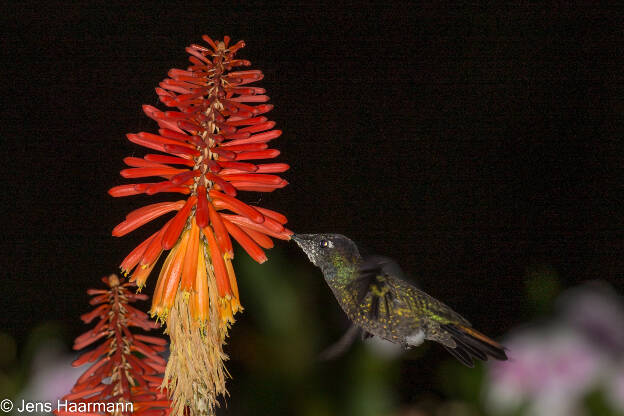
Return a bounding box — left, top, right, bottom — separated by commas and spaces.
319, 239, 329, 248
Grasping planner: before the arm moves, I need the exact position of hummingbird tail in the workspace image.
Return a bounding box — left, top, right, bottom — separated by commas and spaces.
440, 323, 508, 367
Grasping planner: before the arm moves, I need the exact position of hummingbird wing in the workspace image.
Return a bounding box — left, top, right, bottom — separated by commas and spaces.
348, 255, 407, 320
360, 255, 407, 282
344, 255, 508, 367
317, 324, 361, 361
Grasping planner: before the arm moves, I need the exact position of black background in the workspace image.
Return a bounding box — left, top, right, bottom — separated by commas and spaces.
1, 1, 622, 359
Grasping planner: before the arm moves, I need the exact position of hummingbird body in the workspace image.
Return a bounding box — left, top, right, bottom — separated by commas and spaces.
292, 233, 507, 366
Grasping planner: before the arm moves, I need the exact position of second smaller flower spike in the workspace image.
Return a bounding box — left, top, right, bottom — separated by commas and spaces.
109, 36, 292, 325
55, 274, 171, 416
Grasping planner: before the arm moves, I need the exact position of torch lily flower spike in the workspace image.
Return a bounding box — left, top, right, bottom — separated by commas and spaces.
109, 35, 291, 415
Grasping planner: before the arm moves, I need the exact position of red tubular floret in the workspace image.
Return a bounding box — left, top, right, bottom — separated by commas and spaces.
208, 203, 233, 257
221, 218, 267, 263
220, 173, 283, 185
220, 143, 268, 152
112, 201, 185, 237
216, 161, 258, 172
144, 154, 194, 166
235, 149, 280, 160
230, 182, 287, 192
161, 196, 197, 250
163, 143, 201, 157
222, 131, 251, 141
255, 163, 290, 173
206, 172, 237, 196
109, 184, 143, 197
238, 121, 276, 133
254, 206, 288, 224
225, 116, 267, 126
203, 226, 232, 297
121, 167, 185, 179
208, 190, 264, 223
195, 186, 209, 228
170, 170, 200, 185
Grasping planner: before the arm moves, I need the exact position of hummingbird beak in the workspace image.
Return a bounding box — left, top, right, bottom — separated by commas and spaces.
290, 234, 319, 266
291, 234, 312, 251
291, 234, 305, 248
291, 234, 316, 243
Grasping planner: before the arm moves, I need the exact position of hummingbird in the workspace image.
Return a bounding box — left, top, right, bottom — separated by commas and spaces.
292, 233, 508, 366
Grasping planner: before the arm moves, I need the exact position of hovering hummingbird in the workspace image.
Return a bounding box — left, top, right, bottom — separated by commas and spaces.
292, 233, 508, 366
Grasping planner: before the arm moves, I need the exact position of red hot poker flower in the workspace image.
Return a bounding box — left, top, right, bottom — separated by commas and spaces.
109, 36, 291, 324
56, 274, 170, 416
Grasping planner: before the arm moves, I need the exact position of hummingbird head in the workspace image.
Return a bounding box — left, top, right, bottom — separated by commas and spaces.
291, 233, 361, 279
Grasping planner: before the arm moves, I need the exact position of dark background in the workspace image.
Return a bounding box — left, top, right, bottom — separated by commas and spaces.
1, 1, 622, 413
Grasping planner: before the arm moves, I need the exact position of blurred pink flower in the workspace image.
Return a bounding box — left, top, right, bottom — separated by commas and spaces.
18, 340, 82, 406
558, 281, 624, 355
485, 281, 624, 415
485, 327, 606, 416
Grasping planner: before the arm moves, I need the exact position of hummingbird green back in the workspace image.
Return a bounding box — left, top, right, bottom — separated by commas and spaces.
292, 233, 507, 367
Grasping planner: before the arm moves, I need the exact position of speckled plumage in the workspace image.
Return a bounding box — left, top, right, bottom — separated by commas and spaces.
293, 233, 508, 366
327, 250, 468, 348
